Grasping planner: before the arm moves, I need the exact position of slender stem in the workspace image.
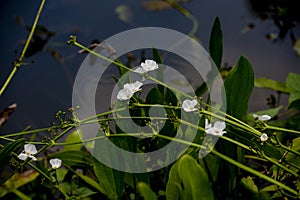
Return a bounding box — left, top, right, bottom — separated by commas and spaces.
4, 126, 60, 137
0, 0, 46, 96
164, 0, 199, 37
53, 133, 153, 146
266, 125, 300, 136
13, 189, 31, 200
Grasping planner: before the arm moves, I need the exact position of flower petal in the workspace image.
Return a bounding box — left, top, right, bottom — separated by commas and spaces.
141, 59, 158, 72
214, 121, 226, 131
182, 99, 198, 112
134, 67, 146, 73
24, 144, 37, 154
18, 153, 28, 160
259, 115, 271, 121
205, 119, 212, 130
50, 158, 62, 169
28, 155, 37, 161
117, 88, 133, 100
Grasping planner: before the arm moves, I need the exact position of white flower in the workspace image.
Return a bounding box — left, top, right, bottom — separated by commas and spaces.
50, 158, 62, 169
253, 114, 271, 121
117, 88, 134, 100
18, 144, 37, 161
182, 99, 198, 112
117, 81, 143, 100
260, 133, 268, 142
134, 59, 158, 73
124, 81, 143, 93
205, 119, 212, 130
134, 67, 147, 74
205, 120, 226, 137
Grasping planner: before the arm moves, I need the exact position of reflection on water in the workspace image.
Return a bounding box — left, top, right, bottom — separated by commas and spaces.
0, 0, 300, 134
247, 0, 300, 50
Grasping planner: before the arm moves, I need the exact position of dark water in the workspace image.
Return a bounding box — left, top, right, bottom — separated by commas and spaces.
0, 0, 300, 134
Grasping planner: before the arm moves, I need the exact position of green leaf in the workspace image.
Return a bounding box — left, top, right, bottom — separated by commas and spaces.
286, 72, 300, 109
0, 170, 39, 198
50, 150, 93, 167
240, 176, 259, 200
286, 72, 300, 92
0, 138, 26, 172
137, 182, 157, 200
63, 130, 82, 151
254, 78, 289, 93
224, 56, 254, 120
67, 166, 107, 195
94, 160, 124, 200
285, 137, 300, 173
209, 17, 223, 69
178, 155, 214, 200
152, 48, 164, 94
166, 162, 182, 200
93, 136, 125, 200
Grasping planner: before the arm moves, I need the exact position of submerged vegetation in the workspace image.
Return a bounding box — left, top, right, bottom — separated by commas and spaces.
1, 0, 300, 199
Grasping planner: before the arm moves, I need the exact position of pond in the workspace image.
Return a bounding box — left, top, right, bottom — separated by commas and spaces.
1, 0, 300, 134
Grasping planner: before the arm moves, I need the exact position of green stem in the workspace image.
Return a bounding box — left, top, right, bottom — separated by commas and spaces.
164, 0, 198, 37
0, 0, 46, 96
266, 125, 300, 136
13, 189, 31, 200
4, 126, 60, 137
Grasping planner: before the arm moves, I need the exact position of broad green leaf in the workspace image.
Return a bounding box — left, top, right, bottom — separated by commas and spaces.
240, 176, 259, 200
137, 182, 157, 200
178, 155, 214, 200
93, 136, 125, 200
198, 153, 220, 182
0, 138, 26, 172
224, 56, 254, 120
209, 17, 223, 69
50, 150, 93, 167
0, 170, 39, 198
286, 72, 300, 92
259, 185, 278, 192
254, 78, 289, 93
286, 73, 300, 109
56, 168, 68, 182
288, 92, 300, 109
166, 162, 182, 200
74, 187, 97, 199
152, 48, 162, 64
285, 137, 300, 173
63, 130, 82, 151
152, 48, 164, 94
66, 166, 107, 195
94, 159, 124, 200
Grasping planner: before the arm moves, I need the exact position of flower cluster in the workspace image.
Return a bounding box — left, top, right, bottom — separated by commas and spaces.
18, 144, 62, 169
117, 59, 159, 100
